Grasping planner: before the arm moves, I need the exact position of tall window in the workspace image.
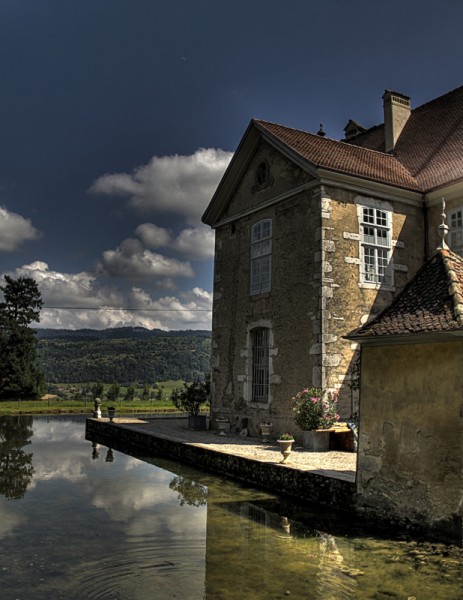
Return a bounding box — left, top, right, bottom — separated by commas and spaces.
449, 209, 463, 256
251, 219, 272, 295
251, 327, 269, 403
360, 207, 392, 285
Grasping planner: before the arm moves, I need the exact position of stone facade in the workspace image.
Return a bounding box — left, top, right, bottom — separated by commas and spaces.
208, 139, 424, 438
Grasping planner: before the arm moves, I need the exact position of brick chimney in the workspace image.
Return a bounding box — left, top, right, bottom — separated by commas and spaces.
382, 90, 411, 153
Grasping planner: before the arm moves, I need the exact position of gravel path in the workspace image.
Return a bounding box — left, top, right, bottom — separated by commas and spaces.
109, 415, 357, 482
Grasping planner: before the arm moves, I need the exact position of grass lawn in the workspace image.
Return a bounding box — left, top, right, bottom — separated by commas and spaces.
0, 380, 208, 416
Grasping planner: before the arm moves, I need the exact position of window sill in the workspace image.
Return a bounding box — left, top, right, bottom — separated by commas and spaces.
250, 292, 271, 300
358, 282, 395, 292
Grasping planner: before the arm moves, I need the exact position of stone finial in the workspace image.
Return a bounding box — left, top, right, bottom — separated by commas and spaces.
317, 124, 326, 137
438, 198, 449, 250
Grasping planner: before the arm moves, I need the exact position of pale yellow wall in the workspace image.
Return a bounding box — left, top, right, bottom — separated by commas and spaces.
357, 341, 463, 534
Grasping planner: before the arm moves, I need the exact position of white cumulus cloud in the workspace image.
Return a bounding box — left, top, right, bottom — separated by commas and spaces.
89, 148, 233, 224
98, 238, 194, 279
171, 226, 215, 260
5, 262, 211, 330
0, 206, 42, 251
135, 223, 172, 248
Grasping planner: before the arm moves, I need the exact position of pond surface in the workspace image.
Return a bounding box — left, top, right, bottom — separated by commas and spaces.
1, 415, 462, 599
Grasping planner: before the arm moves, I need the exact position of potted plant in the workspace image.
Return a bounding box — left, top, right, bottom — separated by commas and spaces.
107, 406, 116, 422
276, 433, 295, 462
260, 421, 273, 442
171, 376, 210, 430
292, 387, 339, 451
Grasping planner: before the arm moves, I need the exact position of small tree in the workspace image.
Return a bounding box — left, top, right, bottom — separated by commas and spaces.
106, 383, 120, 405
141, 384, 150, 402
124, 384, 136, 402
91, 382, 104, 401
171, 377, 210, 416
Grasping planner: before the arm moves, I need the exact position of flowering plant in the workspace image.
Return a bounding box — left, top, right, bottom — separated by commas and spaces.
292, 387, 339, 431
278, 432, 294, 441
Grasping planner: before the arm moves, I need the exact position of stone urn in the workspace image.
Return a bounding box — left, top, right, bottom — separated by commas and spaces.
277, 437, 294, 463
107, 407, 116, 422
216, 418, 229, 435
260, 423, 273, 443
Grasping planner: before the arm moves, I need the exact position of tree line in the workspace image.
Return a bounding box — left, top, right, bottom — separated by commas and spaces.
37, 335, 211, 384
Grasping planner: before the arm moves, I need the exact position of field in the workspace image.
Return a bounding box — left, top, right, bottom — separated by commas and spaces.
0, 381, 189, 416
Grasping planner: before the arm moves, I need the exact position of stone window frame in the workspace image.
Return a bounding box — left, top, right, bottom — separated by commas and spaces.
449, 207, 463, 256
242, 320, 275, 407
356, 197, 394, 290
250, 219, 272, 295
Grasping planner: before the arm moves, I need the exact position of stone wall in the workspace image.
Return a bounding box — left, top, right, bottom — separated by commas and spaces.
86, 418, 355, 511
356, 340, 463, 543
210, 141, 425, 437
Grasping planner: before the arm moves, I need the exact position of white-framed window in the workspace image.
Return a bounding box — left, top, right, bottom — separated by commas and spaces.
449, 208, 463, 256
250, 219, 272, 295
359, 205, 393, 287
250, 327, 270, 403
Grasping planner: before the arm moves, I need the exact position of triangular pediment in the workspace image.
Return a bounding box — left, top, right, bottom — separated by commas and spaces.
202, 120, 319, 227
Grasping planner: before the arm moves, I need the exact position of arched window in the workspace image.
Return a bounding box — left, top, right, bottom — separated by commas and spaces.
250, 219, 272, 295
251, 327, 270, 403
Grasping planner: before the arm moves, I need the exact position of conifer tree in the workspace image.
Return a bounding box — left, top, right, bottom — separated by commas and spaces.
0, 276, 45, 399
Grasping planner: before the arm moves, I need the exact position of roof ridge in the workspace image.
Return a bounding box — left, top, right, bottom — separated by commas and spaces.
440, 249, 463, 326
254, 119, 411, 160
410, 84, 463, 116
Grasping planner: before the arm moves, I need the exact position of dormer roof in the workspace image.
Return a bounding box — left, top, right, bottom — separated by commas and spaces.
347, 248, 463, 342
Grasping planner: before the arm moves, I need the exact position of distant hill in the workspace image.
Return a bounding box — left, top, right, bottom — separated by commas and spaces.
35, 326, 211, 341
35, 327, 211, 384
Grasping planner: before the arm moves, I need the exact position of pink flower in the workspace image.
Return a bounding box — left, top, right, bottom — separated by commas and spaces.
311, 397, 319, 403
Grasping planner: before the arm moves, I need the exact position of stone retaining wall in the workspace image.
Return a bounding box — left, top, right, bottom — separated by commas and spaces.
86, 419, 355, 511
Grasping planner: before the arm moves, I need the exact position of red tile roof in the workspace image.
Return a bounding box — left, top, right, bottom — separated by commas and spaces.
255, 85, 463, 193
348, 248, 463, 339
255, 120, 420, 190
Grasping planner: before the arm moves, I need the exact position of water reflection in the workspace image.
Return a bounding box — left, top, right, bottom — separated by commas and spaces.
169, 475, 208, 507
0, 415, 34, 499
0, 415, 462, 600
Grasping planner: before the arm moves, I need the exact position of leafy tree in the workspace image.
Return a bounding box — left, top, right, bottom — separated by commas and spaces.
171, 376, 210, 416
0, 276, 45, 399
124, 384, 135, 402
0, 275, 43, 327
106, 383, 120, 404
141, 384, 150, 402
91, 381, 104, 400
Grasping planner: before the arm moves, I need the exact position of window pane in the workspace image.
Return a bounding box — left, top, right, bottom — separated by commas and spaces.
251, 328, 269, 403
376, 210, 387, 227
363, 208, 374, 223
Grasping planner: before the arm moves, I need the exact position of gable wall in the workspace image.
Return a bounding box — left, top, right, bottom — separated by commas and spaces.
221, 139, 313, 221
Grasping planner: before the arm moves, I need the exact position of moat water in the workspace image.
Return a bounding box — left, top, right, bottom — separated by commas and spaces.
1, 414, 462, 599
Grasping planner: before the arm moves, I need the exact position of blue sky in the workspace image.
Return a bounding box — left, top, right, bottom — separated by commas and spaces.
1, 0, 463, 330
